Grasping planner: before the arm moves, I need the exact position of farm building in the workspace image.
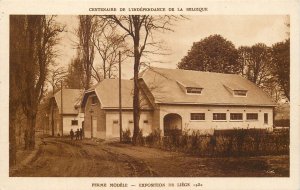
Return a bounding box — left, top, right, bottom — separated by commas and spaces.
48, 89, 84, 136
140, 67, 276, 135
81, 67, 276, 139
81, 79, 153, 139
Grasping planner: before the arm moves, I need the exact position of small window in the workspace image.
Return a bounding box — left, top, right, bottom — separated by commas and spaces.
246, 113, 258, 120
190, 113, 205, 120
91, 96, 98, 105
143, 120, 148, 124
186, 87, 202, 94
213, 113, 226, 120
264, 113, 268, 124
234, 90, 247, 96
128, 120, 133, 124
230, 113, 243, 120
113, 120, 119, 124
71, 120, 78, 126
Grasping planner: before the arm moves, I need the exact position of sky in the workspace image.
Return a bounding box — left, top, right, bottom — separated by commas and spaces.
54, 15, 289, 80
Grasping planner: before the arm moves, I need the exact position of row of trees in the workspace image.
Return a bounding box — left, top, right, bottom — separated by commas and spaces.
10, 15, 64, 166
177, 34, 290, 102
63, 16, 130, 89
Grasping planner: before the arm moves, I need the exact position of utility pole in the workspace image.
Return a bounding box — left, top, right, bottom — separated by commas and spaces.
60, 80, 63, 137
51, 88, 55, 136
119, 51, 123, 142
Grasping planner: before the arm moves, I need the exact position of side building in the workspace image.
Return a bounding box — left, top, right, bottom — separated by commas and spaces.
81, 79, 153, 139
48, 89, 84, 136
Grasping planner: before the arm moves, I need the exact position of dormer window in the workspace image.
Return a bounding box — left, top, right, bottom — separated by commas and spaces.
233, 90, 247, 96
176, 81, 203, 95
186, 87, 202, 94
223, 83, 248, 97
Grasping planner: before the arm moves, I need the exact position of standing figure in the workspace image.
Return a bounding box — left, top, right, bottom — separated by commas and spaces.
76, 129, 80, 140
79, 128, 83, 140
70, 129, 74, 140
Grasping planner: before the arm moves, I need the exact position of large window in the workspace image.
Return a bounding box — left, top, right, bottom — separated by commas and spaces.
230, 113, 243, 120
246, 113, 258, 120
213, 113, 226, 120
233, 90, 247, 96
186, 87, 202, 94
71, 120, 78, 126
190, 113, 205, 120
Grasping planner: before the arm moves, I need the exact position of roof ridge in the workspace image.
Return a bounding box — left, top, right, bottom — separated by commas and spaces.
152, 67, 239, 76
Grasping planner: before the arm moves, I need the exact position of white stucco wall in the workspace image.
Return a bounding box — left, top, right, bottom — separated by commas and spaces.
158, 105, 274, 135
105, 111, 153, 138
62, 113, 84, 135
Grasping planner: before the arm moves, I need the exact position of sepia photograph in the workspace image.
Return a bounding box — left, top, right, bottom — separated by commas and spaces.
8, 14, 291, 178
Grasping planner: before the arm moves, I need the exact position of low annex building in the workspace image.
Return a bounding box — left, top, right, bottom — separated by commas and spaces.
81, 67, 275, 139
48, 89, 84, 136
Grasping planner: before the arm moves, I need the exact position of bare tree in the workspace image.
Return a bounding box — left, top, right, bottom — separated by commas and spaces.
47, 66, 67, 136
100, 15, 180, 144
48, 67, 67, 92
76, 15, 97, 90
92, 22, 129, 81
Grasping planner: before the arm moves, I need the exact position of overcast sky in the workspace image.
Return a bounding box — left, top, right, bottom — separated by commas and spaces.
55, 15, 289, 79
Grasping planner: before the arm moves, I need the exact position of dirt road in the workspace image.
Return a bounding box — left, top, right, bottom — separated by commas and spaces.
11, 137, 289, 177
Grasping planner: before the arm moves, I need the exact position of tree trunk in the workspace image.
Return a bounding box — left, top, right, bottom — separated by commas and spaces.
51, 97, 55, 136
9, 114, 17, 166
132, 28, 141, 145
25, 112, 36, 150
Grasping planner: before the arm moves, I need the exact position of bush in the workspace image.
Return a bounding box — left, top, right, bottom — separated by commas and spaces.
122, 129, 131, 143
274, 119, 290, 127
145, 129, 161, 146
136, 129, 145, 145
142, 128, 289, 157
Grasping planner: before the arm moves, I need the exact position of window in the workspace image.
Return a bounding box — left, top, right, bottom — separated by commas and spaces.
128, 120, 133, 124
246, 113, 258, 120
91, 96, 98, 105
71, 120, 78, 126
264, 113, 268, 124
113, 120, 119, 124
143, 120, 148, 124
213, 113, 226, 120
186, 87, 202, 94
234, 90, 247, 96
230, 113, 243, 120
190, 113, 205, 120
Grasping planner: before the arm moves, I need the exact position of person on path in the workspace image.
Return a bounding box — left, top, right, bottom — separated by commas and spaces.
79, 128, 83, 140
70, 129, 74, 140
76, 129, 80, 140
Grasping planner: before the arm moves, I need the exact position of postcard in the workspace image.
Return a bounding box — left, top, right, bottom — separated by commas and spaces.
0, 0, 299, 189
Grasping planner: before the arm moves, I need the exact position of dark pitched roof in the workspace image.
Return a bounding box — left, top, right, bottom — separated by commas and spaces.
140, 67, 275, 106
54, 89, 84, 114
